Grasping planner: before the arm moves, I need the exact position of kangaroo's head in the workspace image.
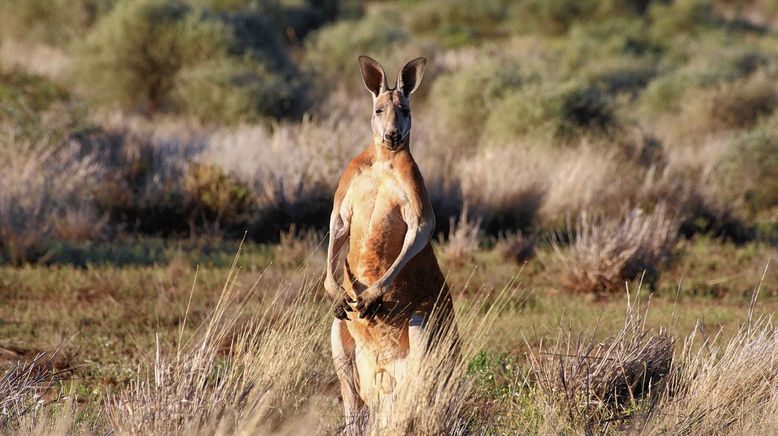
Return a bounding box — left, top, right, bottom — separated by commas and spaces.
359, 55, 427, 151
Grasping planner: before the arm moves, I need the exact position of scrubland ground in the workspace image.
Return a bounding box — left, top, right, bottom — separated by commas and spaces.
1, 235, 776, 434
2, 0, 778, 434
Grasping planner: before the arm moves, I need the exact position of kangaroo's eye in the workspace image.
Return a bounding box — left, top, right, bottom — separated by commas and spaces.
401, 108, 410, 115
375, 109, 383, 114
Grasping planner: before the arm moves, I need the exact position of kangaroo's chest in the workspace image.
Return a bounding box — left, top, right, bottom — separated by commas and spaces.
344, 164, 409, 281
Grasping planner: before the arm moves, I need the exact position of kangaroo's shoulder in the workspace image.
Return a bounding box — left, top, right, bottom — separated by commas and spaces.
391, 150, 427, 192
334, 148, 373, 202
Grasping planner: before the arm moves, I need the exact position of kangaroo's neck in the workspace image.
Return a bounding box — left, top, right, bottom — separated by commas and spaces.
369, 135, 411, 163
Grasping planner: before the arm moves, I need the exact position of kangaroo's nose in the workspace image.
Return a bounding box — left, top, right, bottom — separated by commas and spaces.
384, 130, 401, 144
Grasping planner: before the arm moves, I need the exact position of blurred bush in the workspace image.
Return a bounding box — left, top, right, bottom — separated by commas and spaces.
509, 0, 599, 36
0, 139, 103, 264
408, 0, 512, 46
648, 0, 718, 38
3, 0, 778, 256
183, 162, 254, 233
305, 7, 408, 86
192, 0, 350, 41
677, 73, 778, 137
484, 80, 616, 144
715, 115, 778, 216
429, 60, 522, 147
74, 0, 310, 122
0, 0, 116, 46
0, 69, 89, 143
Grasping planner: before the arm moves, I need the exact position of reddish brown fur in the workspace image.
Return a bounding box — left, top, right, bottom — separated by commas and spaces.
325, 56, 456, 420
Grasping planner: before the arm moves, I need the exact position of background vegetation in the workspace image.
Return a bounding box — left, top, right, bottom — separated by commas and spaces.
0, 0, 777, 434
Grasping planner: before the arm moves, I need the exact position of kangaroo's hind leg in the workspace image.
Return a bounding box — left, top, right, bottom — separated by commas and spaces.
408, 306, 460, 365
331, 319, 364, 426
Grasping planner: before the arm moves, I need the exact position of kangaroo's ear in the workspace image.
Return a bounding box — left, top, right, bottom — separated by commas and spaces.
359, 55, 387, 97
397, 57, 427, 97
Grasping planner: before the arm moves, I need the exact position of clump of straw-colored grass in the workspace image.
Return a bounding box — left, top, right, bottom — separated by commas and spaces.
548, 204, 679, 296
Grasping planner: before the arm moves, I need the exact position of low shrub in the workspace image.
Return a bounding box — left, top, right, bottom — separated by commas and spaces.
408, 0, 512, 46
193, 0, 343, 41
714, 115, 778, 216
0, 0, 113, 46
0, 70, 87, 143
0, 139, 103, 264
677, 73, 778, 137
457, 146, 545, 233
304, 7, 408, 87
548, 204, 680, 296
75, 0, 309, 122
429, 60, 522, 147
528, 305, 673, 431
483, 80, 616, 144
639, 41, 770, 117
509, 0, 599, 36
182, 162, 254, 234
648, 0, 718, 38
494, 232, 536, 264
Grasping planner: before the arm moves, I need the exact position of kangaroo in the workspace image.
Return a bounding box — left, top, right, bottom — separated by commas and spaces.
324, 55, 457, 423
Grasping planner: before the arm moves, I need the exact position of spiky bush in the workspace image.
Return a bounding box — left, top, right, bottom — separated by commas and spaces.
527, 299, 674, 432
549, 204, 680, 295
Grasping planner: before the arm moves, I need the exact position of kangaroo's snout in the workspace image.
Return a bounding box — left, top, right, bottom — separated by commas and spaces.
384, 130, 402, 146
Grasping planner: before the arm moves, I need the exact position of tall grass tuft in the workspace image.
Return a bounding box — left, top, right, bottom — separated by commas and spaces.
645, 317, 778, 434
104, 244, 518, 435
104, 249, 334, 434
439, 207, 482, 267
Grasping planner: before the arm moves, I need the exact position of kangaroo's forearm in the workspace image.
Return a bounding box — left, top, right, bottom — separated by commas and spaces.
373, 219, 432, 291
325, 213, 349, 284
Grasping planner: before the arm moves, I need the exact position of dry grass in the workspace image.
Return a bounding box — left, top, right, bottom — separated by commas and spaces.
0, 243, 775, 434
101, 247, 516, 435
643, 316, 778, 434
105, 249, 335, 435
0, 353, 71, 431
527, 292, 674, 433
199, 117, 363, 220
439, 207, 482, 267
273, 225, 326, 269
0, 136, 103, 264
457, 146, 546, 232
548, 204, 680, 295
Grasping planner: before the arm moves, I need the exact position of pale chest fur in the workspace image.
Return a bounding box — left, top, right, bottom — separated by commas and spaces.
342, 161, 410, 287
